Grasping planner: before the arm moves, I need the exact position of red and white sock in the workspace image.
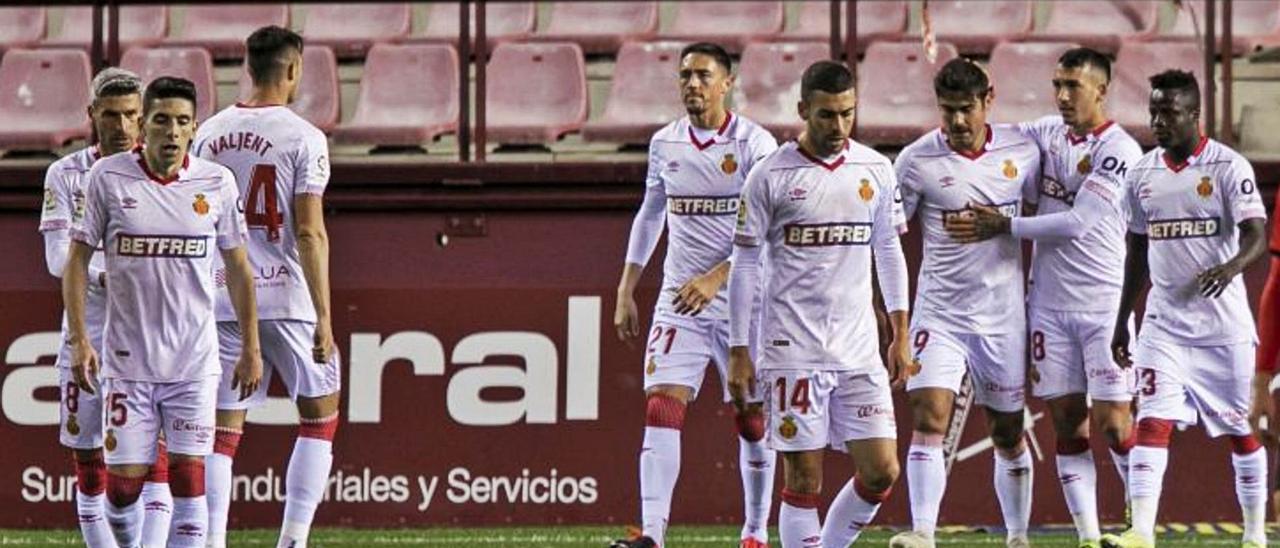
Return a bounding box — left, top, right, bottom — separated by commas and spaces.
736, 409, 773, 543
994, 447, 1033, 540
1231, 436, 1267, 545
905, 432, 945, 536
1128, 419, 1172, 543
168, 458, 208, 548
1055, 438, 1099, 542
278, 413, 338, 548
206, 426, 242, 548
141, 448, 172, 548
105, 472, 146, 548
821, 477, 890, 546
73, 455, 113, 548
640, 394, 684, 546
779, 489, 822, 548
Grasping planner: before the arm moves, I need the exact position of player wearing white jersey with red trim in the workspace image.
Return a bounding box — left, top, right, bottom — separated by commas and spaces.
946, 48, 1143, 547
64, 76, 262, 548
1106, 70, 1269, 548
728, 60, 913, 548
41, 67, 175, 548
192, 26, 338, 548
890, 59, 1041, 548
611, 42, 778, 548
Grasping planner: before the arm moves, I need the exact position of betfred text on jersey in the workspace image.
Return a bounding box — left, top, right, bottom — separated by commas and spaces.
942, 201, 1020, 226
116, 234, 208, 258
1148, 217, 1221, 240
667, 195, 739, 216
783, 222, 873, 247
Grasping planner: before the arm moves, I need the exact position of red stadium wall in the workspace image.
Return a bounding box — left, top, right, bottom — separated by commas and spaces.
0, 210, 1269, 528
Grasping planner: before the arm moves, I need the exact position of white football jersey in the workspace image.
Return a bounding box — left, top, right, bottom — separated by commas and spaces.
193, 104, 330, 323
1127, 138, 1266, 345
1019, 116, 1143, 312
735, 140, 903, 371
39, 146, 108, 360
896, 125, 1040, 334
71, 150, 247, 382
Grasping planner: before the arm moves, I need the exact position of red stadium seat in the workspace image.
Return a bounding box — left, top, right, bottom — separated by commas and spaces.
734, 41, 831, 140
0, 8, 45, 55
1110, 40, 1206, 145
660, 1, 784, 53
331, 43, 459, 147
582, 41, 687, 145
784, 1, 907, 45
120, 47, 217, 122
43, 6, 167, 51
916, 0, 1032, 55
0, 49, 91, 151
301, 3, 410, 59
1161, 0, 1280, 54
857, 41, 959, 145
485, 42, 588, 145
531, 2, 658, 55
1030, 0, 1157, 54
412, 2, 535, 49
236, 45, 340, 133
165, 4, 289, 59
989, 41, 1081, 124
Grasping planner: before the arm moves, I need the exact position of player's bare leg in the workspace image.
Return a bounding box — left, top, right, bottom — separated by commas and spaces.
735, 401, 775, 547
140, 441, 173, 547
278, 392, 341, 548
778, 449, 824, 548
206, 409, 248, 548
822, 438, 898, 547
891, 387, 953, 547
166, 453, 209, 547
71, 449, 113, 547
987, 407, 1033, 547
105, 463, 150, 548
1092, 400, 1135, 528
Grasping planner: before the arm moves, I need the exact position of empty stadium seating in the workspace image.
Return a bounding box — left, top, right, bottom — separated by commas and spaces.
660, 1, 784, 53
413, 2, 535, 49
0, 7, 45, 55
1110, 40, 1206, 144
331, 43, 459, 147
989, 42, 1081, 124
784, 1, 908, 45
582, 41, 687, 145
858, 41, 960, 145
165, 4, 289, 59
1161, 0, 1280, 54
734, 42, 831, 140
42, 6, 167, 51
0, 49, 91, 151
120, 47, 217, 121
1031, 0, 1157, 54
236, 45, 340, 133
918, 0, 1033, 55
301, 3, 410, 59
485, 42, 588, 145
532, 2, 658, 55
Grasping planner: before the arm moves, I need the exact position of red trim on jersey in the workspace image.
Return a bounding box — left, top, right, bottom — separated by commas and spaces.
687, 111, 733, 151
796, 140, 849, 171
135, 149, 189, 185
1161, 135, 1209, 173
235, 101, 286, 109
1066, 120, 1115, 145
947, 124, 992, 160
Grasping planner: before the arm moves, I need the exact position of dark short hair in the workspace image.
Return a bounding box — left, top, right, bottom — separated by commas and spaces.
933, 58, 990, 99
246, 25, 304, 85
142, 76, 198, 115
1058, 47, 1111, 84
679, 42, 732, 74
800, 60, 855, 102
1149, 69, 1200, 110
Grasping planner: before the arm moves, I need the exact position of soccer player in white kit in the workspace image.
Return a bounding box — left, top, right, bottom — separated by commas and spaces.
889, 59, 1041, 548
610, 42, 779, 548
946, 48, 1143, 547
728, 60, 914, 548
41, 67, 175, 548
1106, 70, 1269, 548
63, 76, 263, 548
192, 26, 339, 548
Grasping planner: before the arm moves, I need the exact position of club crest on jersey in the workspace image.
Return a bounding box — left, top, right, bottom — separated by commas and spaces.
1076, 154, 1092, 175
43, 188, 56, 211
858, 179, 874, 202
104, 429, 117, 452
1001, 159, 1018, 179
721, 153, 738, 175
73, 190, 86, 219
66, 414, 80, 436
778, 416, 798, 440
1196, 176, 1213, 198
646, 358, 657, 376
193, 193, 210, 216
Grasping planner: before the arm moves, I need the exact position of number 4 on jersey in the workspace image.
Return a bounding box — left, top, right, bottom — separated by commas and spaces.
245, 164, 283, 242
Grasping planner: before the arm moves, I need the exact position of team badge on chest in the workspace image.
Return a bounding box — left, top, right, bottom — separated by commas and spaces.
721, 153, 738, 175
1002, 159, 1018, 179
1076, 154, 1092, 175
193, 193, 210, 216
858, 179, 875, 202
1196, 176, 1213, 198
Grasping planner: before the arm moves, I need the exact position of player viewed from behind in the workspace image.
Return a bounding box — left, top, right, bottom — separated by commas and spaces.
63, 76, 262, 548
890, 59, 1041, 548
727, 60, 913, 548
192, 26, 338, 548
610, 42, 779, 548
1106, 70, 1269, 548
40, 67, 175, 548
945, 48, 1143, 547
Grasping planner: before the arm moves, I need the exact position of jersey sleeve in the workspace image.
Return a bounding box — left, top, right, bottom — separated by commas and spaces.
38, 162, 73, 232
294, 128, 331, 196
1021, 148, 1042, 206
215, 167, 250, 250
893, 150, 922, 222
1224, 154, 1266, 224
733, 159, 772, 248
872, 163, 909, 312
1086, 137, 1141, 210
1125, 169, 1147, 235
70, 165, 108, 248
624, 142, 668, 266
745, 126, 779, 168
